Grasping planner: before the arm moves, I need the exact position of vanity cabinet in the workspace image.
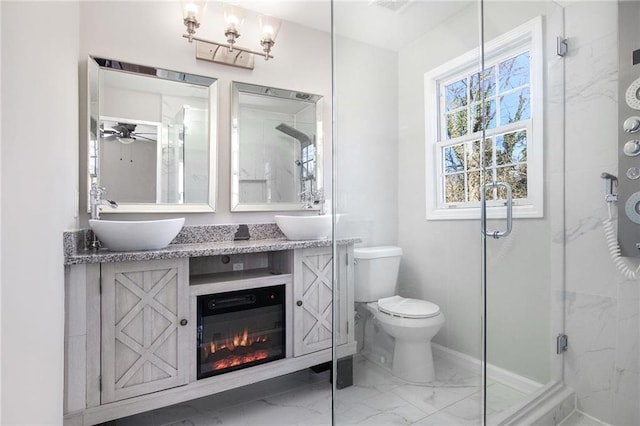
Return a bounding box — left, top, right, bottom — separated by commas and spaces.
293, 245, 354, 356
100, 259, 190, 403
64, 240, 357, 425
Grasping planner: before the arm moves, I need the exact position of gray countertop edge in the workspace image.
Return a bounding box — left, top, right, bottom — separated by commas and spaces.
64, 237, 362, 265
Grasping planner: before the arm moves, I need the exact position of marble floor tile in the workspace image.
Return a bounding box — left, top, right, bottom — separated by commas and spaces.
390, 382, 480, 415
335, 391, 430, 425
413, 409, 481, 426
436, 393, 485, 425
484, 382, 529, 414
112, 355, 539, 426
351, 355, 406, 392
431, 355, 483, 388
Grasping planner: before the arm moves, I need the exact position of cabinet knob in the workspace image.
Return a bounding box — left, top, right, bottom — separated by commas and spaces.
180, 319, 188, 326
296, 300, 303, 307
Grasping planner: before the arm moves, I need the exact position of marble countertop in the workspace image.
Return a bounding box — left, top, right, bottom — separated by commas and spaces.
65, 237, 360, 265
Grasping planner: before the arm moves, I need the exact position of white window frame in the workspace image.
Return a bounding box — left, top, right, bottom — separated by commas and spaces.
424, 16, 544, 220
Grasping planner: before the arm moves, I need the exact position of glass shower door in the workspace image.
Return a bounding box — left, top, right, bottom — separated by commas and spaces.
332, 1, 485, 424
481, 1, 565, 424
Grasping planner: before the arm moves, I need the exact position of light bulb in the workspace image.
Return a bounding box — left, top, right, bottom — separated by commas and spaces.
181, 0, 207, 41
258, 15, 281, 60
258, 15, 281, 43
223, 4, 246, 50
181, 0, 206, 21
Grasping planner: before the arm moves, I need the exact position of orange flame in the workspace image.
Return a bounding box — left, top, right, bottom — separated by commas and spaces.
208, 328, 270, 371
212, 351, 270, 370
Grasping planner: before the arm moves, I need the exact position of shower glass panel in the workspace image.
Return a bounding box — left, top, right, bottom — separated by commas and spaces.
332, 1, 485, 423
481, 1, 565, 424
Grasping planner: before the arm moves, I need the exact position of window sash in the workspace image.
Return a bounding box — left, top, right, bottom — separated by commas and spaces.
436, 121, 532, 209
435, 48, 532, 210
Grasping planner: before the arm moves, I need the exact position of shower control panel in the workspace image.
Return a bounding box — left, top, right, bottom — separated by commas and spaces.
617, 1, 640, 256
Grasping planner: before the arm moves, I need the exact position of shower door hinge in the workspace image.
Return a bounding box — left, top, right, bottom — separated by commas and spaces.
557, 37, 568, 57
556, 334, 568, 354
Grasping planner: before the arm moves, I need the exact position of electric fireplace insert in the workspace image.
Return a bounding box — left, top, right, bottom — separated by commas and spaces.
196, 285, 286, 380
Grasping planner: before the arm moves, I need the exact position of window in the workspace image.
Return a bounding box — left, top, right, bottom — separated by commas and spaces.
425, 17, 543, 220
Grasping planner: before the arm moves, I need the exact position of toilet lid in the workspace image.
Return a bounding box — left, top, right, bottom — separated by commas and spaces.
378, 296, 440, 319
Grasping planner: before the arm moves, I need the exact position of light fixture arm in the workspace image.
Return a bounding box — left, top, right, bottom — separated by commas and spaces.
183, 17, 199, 43
224, 29, 239, 52
260, 39, 275, 61
182, 34, 274, 60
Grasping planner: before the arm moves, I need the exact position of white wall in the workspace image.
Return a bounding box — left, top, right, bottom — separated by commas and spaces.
1, 2, 79, 424
78, 1, 332, 224
334, 36, 399, 246
563, 2, 639, 424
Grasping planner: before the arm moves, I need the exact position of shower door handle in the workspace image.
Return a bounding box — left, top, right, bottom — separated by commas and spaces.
481, 181, 513, 239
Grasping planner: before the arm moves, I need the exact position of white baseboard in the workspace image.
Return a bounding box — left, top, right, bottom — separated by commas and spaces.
432, 343, 543, 395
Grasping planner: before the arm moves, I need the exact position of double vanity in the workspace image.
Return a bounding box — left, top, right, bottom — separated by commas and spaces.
63, 223, 358, 425
71, 50, 340, 425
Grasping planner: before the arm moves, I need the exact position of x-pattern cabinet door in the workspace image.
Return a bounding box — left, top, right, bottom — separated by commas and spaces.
293, 247, 336, 356
101, 259, 189, 403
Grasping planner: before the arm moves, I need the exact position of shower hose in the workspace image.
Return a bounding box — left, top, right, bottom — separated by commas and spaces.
602, 202, 640, 280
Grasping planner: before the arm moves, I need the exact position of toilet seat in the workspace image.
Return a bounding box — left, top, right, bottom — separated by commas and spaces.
378, 296, 440, 319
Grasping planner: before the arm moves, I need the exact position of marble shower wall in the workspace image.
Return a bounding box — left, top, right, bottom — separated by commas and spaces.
563, 2, 639, 424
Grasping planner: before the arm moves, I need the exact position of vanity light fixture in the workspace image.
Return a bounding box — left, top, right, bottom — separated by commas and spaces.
181, 0, 281, 70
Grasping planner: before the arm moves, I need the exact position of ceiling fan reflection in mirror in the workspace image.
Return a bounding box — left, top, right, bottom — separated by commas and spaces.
100, 120, 158, 145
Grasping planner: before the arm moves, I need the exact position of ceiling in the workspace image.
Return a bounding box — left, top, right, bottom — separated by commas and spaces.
236, 0, 472, 51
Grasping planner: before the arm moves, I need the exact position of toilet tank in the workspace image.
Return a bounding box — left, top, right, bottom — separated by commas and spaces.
353, 246, 403, 302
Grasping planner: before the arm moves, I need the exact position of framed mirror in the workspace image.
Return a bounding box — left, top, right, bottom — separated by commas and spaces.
88, 56, 218, 213
230, 81, 324, 211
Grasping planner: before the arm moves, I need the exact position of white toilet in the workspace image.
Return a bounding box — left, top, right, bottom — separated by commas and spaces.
354, 246, 444, 383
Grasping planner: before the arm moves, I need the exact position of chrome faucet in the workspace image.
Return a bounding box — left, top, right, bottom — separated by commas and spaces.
299, 189, 327, 214
299, 189, 314, 209
313, 189, 326, 215
90, 183, 118, 220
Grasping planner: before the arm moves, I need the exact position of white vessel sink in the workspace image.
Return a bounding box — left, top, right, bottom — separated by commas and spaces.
275, 214, 338, 241
89, 218, 185, 251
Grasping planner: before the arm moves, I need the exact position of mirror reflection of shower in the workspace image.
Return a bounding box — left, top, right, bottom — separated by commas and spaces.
160, 106, 208, 204
274, 123, 316, 198
231, 81, 323, 211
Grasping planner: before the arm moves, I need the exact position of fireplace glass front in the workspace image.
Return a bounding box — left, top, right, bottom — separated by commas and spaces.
197, 285, 286, 380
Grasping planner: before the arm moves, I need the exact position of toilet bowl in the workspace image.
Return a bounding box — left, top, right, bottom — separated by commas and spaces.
354, 246, 444, 383
365, 296, 444, 383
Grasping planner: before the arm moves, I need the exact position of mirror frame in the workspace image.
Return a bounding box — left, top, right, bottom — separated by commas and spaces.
87, 56, 219, 213
230, 81, 324, 212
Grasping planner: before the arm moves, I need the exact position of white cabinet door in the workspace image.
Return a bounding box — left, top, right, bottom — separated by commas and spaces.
293, 247, 333, 356
293, 246, 352, 356
101, 259, 189, 403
